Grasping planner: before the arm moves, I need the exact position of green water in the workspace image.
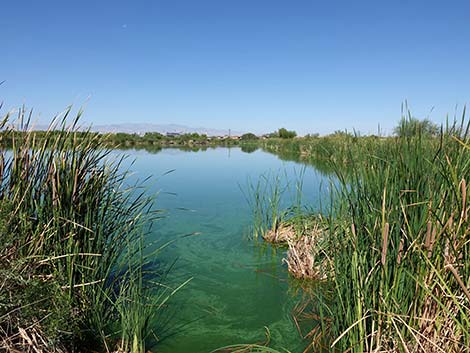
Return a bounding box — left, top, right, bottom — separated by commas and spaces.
124, 147, 330, 353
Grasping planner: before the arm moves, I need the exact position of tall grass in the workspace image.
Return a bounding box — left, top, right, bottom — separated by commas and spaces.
243, 172, 289, 240
247, 111, 470, 352
322, 112, 470, 352
243, 168, 307, 241
0, 107, 181, 352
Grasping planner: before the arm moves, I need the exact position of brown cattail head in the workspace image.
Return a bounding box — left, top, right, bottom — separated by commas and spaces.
397, 238, 404, 265
381, 223, 389, 266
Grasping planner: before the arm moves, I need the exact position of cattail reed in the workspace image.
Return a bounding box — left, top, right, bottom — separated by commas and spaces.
461, 178, 467, 222
381, 223, 389, 266
397, 238, 404, 265
306, 111, 470, 352
0, 108, 176, 353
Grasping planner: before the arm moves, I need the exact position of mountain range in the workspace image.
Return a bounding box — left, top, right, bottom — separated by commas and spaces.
31, 122, 245, 137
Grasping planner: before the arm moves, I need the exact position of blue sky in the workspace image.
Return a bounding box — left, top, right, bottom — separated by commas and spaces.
1, 0, 470, 135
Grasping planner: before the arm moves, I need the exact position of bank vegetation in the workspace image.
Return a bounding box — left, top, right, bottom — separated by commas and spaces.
249, 112, 470, 352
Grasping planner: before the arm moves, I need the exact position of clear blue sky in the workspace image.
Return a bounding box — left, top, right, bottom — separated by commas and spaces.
1, 0, 470, 135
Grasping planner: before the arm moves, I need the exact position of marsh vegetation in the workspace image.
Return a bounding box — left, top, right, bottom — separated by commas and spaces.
2, 104, 469, 353
246, 111, 470, 352
0, 108, 186, 353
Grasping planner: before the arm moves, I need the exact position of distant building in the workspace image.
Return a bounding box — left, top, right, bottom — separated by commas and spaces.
166, 132, 181, 138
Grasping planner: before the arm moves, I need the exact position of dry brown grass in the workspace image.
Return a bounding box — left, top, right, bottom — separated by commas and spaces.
0, 325, 67, 353
284, 225, 327, 280
263, 223, 296, 244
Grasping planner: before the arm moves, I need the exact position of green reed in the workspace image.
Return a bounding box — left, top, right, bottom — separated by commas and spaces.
321, 112, 470, 352
0, 107, 181, 352
243, 168, 307, 241
243, 172, 287, 240
242, 111, 470, 352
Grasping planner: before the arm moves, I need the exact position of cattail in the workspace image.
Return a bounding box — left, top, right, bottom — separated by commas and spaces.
51, 159, 58, 206
22, 151, 30, 180
425, 222, 436, 259
461, 179, 467, 222
445, 264, 470, 302
72, 171, 79, 203
0, 154, 3, 185
397, 238, 404, 265
444, 238, 450, 260
429, 226, 436, 258
381, 223, 389, 266
425, 221, 432, 251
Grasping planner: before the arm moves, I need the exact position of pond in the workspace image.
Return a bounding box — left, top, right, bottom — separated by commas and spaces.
122, 147, 331, 353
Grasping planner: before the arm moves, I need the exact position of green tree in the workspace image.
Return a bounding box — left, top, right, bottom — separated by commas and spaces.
240, 132, 259, 140
278, 128, 297, 139
394, 117, 439, 137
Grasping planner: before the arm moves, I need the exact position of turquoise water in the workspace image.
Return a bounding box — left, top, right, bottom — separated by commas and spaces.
123, 147, 331, 353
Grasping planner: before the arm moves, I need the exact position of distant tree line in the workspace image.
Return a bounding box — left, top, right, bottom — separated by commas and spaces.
0, 118, 442, 150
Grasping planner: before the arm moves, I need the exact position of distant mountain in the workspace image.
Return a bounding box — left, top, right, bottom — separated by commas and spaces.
89, 123, 243, 137
25, 122, 245, 136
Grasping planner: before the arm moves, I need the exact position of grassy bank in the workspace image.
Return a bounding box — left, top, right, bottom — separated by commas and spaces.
249, 113, 470, 352
328, 116, 469, 352
0, 108, 182, 352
